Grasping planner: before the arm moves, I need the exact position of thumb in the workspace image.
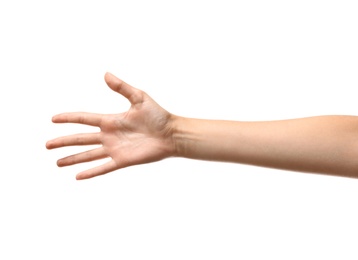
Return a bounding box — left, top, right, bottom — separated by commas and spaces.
104, 72, 139, 104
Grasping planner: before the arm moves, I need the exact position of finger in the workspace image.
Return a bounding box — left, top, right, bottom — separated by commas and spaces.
57, 147, 107, 167
76, 160, 118, 180
52, 112, 103, 126
46, 133, 101, 149
104, 72, 142, 105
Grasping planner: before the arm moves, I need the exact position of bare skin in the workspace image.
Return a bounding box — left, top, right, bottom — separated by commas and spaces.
46, 72, 176, 180
46, 72, 358, 180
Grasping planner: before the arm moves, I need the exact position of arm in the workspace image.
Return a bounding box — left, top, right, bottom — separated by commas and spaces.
46, 72, 358, 180
172, 115, 358, 177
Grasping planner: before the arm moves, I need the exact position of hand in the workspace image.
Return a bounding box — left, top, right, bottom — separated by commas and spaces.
46, 72, 176, 180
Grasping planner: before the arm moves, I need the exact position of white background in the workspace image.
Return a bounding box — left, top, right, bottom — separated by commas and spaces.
1, 0, 358, 259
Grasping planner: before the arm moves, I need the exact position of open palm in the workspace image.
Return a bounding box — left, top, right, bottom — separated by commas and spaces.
46, 73, 176, 180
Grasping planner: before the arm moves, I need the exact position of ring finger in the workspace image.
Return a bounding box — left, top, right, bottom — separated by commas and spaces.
57, 147, 107, 167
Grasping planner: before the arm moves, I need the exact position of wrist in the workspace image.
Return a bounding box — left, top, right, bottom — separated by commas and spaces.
169, 114, 190, 158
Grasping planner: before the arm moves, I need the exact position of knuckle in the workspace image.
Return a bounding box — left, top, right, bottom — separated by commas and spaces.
131, 89, 145, 104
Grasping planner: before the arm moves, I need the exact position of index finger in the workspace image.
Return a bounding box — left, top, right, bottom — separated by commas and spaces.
52, 112, 103, 126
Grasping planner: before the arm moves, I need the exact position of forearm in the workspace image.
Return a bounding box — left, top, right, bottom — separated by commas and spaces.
171, 115, 358, 177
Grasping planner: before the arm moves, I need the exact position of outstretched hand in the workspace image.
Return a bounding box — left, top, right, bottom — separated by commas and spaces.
46, 72, 176, 180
